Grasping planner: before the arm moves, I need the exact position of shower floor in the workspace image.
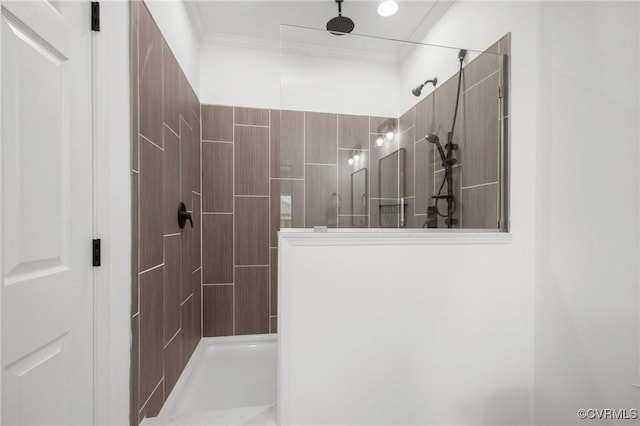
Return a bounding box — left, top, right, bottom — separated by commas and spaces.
142, 335, 277, 426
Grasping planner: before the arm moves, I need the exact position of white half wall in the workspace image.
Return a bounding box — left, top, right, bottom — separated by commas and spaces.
278, 231, 534, 426
144, 0, 200, 93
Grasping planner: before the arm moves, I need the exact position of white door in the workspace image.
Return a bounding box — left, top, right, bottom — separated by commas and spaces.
1, 1, 93, 425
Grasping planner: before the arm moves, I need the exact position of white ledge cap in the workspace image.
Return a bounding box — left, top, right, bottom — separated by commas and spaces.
278, 228, 513, 246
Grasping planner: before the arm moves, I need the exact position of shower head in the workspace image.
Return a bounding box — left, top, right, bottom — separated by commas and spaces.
411, 77, 438, 97
425, 133, 439, 144
426, 133, 448, 164
327, 0, 355, 35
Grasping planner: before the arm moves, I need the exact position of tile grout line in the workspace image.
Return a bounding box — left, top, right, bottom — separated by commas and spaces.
163, 121, 179, 139
268, 109, 272, 332
140, 133, 163, 152
303, 112, 306, 229
138, 377, 164, 415
336, 114, 339, 227
461, 181, 499, 190
202, 139, 233, 144
180, 115, 192, 131
199, 102, 204, 340
180, 293, 193, 306
163, 328, 181, 350
463, 69, 500, 95
160, 40, 168, 394
234, 123, 270, 128
306, 162, 337, 167
135, 14, 141, 416
139, 263, 163, 276
232, 107, 236, 337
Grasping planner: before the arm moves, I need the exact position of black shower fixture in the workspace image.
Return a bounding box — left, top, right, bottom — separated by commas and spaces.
424, 49, 467, 229
326, 0, 355, 36
411, 77, 438, 97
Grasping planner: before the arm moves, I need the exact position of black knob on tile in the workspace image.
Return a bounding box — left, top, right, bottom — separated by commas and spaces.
177, 202, 193, 229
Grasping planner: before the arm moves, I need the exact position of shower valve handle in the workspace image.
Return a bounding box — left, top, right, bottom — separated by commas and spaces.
177, 202, 193, 229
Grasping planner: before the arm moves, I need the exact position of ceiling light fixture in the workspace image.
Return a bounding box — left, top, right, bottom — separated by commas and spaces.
377, 0, 398, 17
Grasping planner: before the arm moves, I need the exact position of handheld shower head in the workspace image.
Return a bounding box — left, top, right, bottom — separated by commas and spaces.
425, 133, 447, 164
411, 77, 438, 97
425, 133, 439, 144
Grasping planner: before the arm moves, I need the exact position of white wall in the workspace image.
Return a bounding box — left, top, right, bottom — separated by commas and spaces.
534, 2, 640, 424
144, 0, 200, 93
198, 41, 400, 117
278, 232, 534, 426
398, 2, 515, 113
198, 43, 281, 110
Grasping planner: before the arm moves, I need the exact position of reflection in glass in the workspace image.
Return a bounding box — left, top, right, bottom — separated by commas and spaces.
378, 148, 406, 228
351, 168, 368, 227
280, 195, 292, 228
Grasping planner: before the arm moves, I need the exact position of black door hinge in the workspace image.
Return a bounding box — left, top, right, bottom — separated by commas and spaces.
93, 239, 101, 266
91, 2, 100, 32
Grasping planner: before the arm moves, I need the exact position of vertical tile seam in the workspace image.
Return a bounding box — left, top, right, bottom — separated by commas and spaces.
232, 107, 236, 336
303, 112, 306, 228
159, 33, 167, 400
335, 114, 339, 227
368, 116, 371, 228
135, 11, 141, 417
199, 103, 203, 338
268, 109, 272, 331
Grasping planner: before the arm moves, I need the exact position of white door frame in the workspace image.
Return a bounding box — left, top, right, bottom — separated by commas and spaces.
91, 1, 131, 425
0, 1, 131, 424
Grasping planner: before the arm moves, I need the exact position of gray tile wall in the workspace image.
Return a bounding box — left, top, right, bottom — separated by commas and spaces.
201, 107, 380, 336
131, 2, 202, 425
202, 106, 276, 337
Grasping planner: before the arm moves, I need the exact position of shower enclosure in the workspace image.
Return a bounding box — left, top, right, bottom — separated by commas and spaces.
275, 27, 512, 426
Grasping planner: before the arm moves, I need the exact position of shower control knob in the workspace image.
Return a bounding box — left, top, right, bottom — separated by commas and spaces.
177, 202, 193, 229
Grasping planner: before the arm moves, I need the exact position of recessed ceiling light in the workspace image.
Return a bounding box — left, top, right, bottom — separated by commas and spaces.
377, 0, 398, 17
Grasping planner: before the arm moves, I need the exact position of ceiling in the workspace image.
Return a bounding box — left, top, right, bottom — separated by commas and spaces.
184, 0, 454, 56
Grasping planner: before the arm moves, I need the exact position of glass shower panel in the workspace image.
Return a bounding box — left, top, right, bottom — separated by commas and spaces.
279, 25, 508, 231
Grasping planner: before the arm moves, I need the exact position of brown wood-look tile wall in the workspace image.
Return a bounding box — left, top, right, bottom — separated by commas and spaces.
202, 143, 233, 213
202, 105, 233, 142
235, 197, 270, 265
203, 285, 234, 337
305, 112, 337, 164
271, 110, 304, 179
235, 267, 270, 335
202, 214, 234, 284
131, 2, 201, 425
234, 126, 269, 196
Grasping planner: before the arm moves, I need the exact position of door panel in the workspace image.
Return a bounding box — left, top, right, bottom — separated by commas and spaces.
1, 1, 93, 425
